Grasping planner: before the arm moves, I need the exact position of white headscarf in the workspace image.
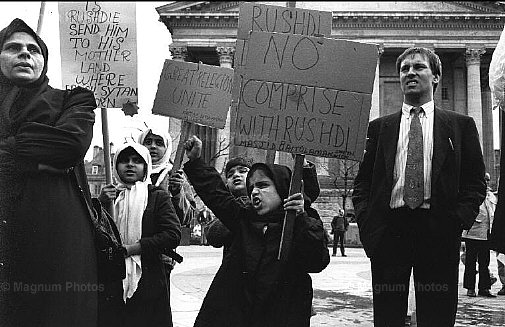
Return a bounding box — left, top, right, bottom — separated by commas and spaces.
112, 142, 152, 301
138, 127, 173, 186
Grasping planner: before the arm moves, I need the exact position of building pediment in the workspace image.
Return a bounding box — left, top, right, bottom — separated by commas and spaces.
157, 2, 505, 41
157, 1, 505, 16
157, 1, 505, 34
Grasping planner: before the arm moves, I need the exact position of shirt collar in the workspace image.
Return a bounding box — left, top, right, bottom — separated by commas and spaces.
402, 100, 434, 117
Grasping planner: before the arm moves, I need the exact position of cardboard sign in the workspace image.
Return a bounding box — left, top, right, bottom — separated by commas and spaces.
232, 31, 378, 161
152, 60, 234, 129
58, 2, 138, 109
237, 2, 332, 40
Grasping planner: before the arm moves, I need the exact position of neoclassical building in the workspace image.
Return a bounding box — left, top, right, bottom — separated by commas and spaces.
156, 1, 505, 218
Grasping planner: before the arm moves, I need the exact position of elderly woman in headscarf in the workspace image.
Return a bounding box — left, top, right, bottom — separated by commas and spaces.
110, 142, 181, 327
0, 18, 97, 326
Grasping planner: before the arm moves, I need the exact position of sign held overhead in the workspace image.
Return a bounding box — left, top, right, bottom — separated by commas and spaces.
233, 31, 379, 161
152, 60, 234, 129
58, 1, 138, 109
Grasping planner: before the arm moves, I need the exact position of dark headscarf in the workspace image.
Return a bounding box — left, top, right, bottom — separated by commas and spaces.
246, 163, 292, 201
224, 157, 252, 176
0, 18, 50, 138
0, 18, 48, 87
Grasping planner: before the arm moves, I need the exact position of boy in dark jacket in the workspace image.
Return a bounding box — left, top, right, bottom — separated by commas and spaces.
206, 156, 322, 256
183, 135, 329, 327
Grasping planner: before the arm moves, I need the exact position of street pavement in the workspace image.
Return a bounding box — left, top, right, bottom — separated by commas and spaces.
170, 245, 505, 327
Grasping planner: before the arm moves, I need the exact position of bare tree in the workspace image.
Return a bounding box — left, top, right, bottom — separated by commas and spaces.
318, 158, 359, 222
336, 159, 359, 222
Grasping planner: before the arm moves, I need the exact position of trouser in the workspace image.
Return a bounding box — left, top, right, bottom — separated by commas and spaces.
332, 231, 346, 255
371, 208, 460, 327
463, 239, 491, 291
497, 253, 505, 286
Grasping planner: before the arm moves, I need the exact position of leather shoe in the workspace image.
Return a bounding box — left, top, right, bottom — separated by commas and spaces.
478, 290, 496, 297
467, 289, 476, 297
497, 287, 505, 295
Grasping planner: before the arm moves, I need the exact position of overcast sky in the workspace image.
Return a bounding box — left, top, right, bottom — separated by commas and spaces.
0, 2, 173, 160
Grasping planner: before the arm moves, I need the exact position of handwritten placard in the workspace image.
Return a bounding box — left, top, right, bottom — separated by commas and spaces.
232, 31, 378, 161
58, 2, 138, 109
233, 3, 332, 101
237, 2, 332, 40
152, 60, 234, 129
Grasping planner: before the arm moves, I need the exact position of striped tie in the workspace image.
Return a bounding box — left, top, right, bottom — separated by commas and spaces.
404, 107, 424, 209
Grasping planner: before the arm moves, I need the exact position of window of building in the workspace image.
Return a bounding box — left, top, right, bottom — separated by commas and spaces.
92, 165, 98, 175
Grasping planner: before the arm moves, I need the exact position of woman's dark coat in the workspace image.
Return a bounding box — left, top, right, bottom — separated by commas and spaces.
184, 158, 329, 327
0, 18, 99, 326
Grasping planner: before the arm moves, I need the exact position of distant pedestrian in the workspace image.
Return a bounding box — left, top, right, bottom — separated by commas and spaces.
331, 209, 349, 257
462, 173, 497, 297
198, 205, 212, 245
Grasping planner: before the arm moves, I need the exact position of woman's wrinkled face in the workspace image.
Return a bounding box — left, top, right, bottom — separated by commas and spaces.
0, 32, 44, 85
142, 132, 166, 164
248, 169, 282, 216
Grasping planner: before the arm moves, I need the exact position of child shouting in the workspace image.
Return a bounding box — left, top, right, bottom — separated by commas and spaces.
183, 135, 329, 327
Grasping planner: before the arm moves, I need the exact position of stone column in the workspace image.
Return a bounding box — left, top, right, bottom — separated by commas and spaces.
168, 45, 188, 158
215, 46, 234, 172
370, 44, 384, 121
466, 47, 486, 146
453, 54, 466, 115
481, 85, 494, 178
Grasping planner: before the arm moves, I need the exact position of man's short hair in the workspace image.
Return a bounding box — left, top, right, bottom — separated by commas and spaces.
396, 47, 442, 92
224, 157, 251, 176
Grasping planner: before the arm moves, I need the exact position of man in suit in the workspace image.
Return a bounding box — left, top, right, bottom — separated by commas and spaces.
352, 47, 486, 327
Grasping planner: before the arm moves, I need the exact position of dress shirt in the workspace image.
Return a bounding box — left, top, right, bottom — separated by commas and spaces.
390, 100, 434, 209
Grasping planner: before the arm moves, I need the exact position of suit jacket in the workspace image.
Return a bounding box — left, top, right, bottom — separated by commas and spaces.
490, 116, 505, 254
352, 107, 486, 258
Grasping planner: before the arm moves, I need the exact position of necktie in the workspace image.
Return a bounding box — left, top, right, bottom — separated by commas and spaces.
404, 107, 424, 209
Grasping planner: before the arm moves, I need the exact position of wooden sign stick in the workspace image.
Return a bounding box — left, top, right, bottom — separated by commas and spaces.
171, 120, 193, 173
101, 107, 114, 217
278, 153, 305, 261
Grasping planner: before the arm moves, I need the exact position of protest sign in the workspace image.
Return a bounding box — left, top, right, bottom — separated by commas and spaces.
237, 2, 332, 40
58, 2, 138, 109
234, 2, 331, 99
152, 60, 234, 129
232, 31, 378, 161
